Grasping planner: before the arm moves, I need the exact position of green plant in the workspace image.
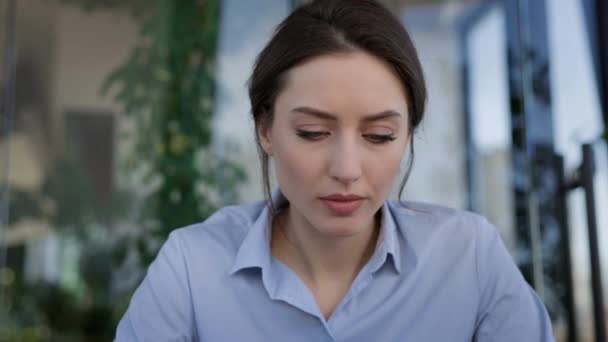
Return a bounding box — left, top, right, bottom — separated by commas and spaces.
2, 0, 246, 340
1, 152, 134, 341
99, 0, 246, 264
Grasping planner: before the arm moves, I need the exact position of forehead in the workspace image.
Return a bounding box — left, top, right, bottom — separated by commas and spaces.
275, 52, 409, 119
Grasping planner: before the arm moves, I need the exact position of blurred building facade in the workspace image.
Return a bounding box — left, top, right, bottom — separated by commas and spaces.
0, 0, 606, 341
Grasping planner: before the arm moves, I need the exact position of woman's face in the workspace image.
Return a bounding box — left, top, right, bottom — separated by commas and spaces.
259, 51, 410, 237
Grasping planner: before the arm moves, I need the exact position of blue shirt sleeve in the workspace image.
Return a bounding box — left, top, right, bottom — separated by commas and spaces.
473, 218, 555, 341
115, 231, 197, 341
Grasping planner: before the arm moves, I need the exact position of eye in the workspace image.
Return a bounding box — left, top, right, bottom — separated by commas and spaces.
296, 129, 331, 141
363, 134, 397, 144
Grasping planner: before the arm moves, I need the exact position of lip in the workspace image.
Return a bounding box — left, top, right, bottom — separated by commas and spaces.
319, 193, 365, 215
319, 193, 364, 201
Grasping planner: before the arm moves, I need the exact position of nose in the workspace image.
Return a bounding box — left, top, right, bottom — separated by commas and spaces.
328, 135, 362, 185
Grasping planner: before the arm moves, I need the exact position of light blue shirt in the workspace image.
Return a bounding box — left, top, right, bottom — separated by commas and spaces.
116, 191, 554, 341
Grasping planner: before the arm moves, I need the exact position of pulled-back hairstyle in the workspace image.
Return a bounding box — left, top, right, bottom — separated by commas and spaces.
248, 0, 427, 213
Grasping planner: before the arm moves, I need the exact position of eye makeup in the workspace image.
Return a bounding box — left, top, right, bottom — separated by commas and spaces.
295, 129, 330, 140
363, 134, 397, 144
295, 129, 397, 144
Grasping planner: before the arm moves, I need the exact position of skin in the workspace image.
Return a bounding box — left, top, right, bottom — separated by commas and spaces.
258, 51, 411, 319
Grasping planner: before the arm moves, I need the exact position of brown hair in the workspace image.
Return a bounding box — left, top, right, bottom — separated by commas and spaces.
248, 0, 427, 213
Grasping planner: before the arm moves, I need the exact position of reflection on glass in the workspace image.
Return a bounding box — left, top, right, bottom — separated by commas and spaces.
398, 1, 480, 209
2, 0, 603, 340
1, 0, 248, 340
466, 5, 514, 251
549, 0, 607, 340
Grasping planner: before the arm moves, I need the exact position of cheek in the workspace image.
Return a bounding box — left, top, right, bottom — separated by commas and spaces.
272, 136, 323, 186
364, 146, 405, 189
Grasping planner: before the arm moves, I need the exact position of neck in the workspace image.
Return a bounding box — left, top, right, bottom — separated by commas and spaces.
271, 205, 381, 285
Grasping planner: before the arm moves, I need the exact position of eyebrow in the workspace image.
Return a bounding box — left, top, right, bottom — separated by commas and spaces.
291, 106, 403, 122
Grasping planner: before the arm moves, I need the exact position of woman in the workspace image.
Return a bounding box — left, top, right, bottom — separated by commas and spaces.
116, 0, 554, 341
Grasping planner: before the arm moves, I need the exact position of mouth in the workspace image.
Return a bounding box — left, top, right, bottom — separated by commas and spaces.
318, 194, 365, 215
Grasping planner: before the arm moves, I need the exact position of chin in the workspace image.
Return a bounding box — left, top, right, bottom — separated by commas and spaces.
315, 215, 371, 237
317, 226, 362, 238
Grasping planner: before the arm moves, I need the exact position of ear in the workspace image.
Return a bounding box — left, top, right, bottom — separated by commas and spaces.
257, 124, 273, 156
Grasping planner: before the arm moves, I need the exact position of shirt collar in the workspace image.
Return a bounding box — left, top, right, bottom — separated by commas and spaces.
229, 188, 403, 275
228, 205, 273, 275
375, 201, 402, 274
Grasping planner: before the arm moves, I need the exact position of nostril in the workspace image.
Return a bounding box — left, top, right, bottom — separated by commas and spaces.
330, 167, 362, 184
328, 142, 363, 182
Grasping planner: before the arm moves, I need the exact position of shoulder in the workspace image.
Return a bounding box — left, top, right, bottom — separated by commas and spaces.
167, 200, 267, 260
385, 199, 501, 262
387, 199, 493, 237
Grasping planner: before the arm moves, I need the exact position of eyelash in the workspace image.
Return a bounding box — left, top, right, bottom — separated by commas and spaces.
295, 130, 397, 144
